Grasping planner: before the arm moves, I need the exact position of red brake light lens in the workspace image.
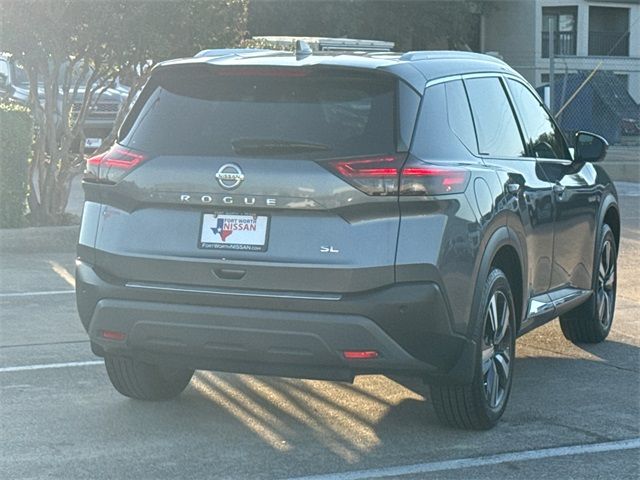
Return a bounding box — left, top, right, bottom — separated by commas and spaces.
399, 161, 470, 196
323, 155, 469, 196
343, 350, 379, 360
325, 155, 405, 196
214, 67, 308, 77
86, 145, 149, 183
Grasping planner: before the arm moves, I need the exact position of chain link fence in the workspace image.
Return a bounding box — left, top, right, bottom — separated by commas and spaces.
530, 65, 640, 182
540, 69, 640, 148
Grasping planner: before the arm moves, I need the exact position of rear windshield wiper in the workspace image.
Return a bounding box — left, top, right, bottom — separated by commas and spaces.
231, 138, 330, 155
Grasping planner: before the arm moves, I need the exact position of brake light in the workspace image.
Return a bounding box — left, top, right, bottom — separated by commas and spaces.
214, 67, 308, 77
85, 145, 149, 183
399, 160, 470, 196
325, 155, 405, 196
323, 155, 469, 196
343, 350, 379, 360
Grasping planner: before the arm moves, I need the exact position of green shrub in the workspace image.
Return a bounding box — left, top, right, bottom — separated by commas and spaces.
0, 102, 32, 228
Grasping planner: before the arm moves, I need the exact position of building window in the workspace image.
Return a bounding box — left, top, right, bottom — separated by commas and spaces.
589, 7, 630, 56
542, 7, 577, 58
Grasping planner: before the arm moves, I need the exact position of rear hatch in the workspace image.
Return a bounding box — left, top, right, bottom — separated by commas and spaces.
87, 63, 419, 294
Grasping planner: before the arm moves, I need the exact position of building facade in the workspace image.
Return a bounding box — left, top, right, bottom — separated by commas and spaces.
481, 0, 640, 102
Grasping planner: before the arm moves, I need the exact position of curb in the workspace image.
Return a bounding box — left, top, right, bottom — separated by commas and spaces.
0, 225, 79, 254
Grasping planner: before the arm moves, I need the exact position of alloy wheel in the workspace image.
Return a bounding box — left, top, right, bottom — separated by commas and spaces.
597, 239, 616, 330
481, 290, 513, 410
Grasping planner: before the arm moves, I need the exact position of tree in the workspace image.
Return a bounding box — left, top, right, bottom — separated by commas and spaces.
247, 1, 480, 52
0, 0, 248, 225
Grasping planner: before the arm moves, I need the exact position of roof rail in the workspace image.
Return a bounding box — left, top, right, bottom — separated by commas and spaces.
194, 48, 279, 58
400, 50, 508, 65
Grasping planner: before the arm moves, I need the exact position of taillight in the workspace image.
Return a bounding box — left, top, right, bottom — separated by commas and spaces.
85, 145, 149, 183
322, 154, 470, 196
399, 158, 470, 196
324, 154, 405, 196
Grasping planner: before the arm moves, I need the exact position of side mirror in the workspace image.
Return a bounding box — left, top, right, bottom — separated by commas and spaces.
0, 72, 8, 89
573, 131, 608, 163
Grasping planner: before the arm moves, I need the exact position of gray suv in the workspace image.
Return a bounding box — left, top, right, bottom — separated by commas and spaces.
76, 49, 619, 429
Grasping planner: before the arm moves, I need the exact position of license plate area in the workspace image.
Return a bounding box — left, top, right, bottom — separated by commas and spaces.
84, 137, 102, 149
199, 213, 269, 251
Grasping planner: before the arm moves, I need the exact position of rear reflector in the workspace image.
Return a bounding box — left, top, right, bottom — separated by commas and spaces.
101, 330, 126, 341
86, 145, 149, 183
343, 350, 379, 360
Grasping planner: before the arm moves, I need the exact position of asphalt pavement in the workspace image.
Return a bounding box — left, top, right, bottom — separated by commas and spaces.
0, 183, 638, 479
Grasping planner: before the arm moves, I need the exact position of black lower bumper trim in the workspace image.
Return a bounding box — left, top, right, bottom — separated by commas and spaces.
77, 260, 475, 384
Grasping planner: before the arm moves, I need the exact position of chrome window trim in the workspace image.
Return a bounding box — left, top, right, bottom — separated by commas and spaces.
425, 71, 574, 164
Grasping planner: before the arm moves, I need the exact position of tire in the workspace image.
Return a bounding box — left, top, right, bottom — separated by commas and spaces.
560, 223, 617, 344
431, 268, 516, 430
104, 355, 194, 400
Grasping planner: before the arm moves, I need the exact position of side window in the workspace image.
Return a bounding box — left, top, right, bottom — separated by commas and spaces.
411, 83, 477, 161
507, 79, 570, 160
398, 81, 420, 151
444, 80, 477, 154
464, 77, 525, 158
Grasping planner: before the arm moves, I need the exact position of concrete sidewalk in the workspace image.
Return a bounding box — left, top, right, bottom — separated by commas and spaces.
600, 146, 639, 183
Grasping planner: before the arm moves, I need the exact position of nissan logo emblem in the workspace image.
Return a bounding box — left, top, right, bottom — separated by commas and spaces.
215, 163, 244, 190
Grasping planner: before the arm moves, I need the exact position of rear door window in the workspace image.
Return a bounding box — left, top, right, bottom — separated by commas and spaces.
120, 66, 397, 159
464, 77, 525, 158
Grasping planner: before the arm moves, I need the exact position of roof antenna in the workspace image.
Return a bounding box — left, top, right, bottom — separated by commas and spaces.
295, 40, 312, 60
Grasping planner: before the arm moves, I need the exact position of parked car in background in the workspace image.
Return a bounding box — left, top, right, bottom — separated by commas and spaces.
76, 46, 619, 430
0, 53, 125, 153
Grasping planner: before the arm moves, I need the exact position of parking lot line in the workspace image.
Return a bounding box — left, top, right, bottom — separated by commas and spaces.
285, 437, 640, 480
0, 290, 75, 298
0, 360, 103, 373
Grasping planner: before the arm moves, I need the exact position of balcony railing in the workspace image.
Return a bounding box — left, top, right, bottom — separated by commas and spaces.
542, 31, 576, 58
589, 31, 630, 56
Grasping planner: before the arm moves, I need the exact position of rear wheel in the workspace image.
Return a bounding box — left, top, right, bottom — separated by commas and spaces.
560, 223, 617, 343
104, 355, 194, 400
431, 268, 516, 430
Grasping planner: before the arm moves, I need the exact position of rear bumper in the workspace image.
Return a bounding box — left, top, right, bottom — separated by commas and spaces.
76, 260, 476, 384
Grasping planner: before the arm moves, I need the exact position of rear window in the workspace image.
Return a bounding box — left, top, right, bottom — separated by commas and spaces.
119, 66, 398, 158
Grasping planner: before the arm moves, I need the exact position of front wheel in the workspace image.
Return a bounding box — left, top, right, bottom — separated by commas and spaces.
431, 268, 516, 430
560, 223, 617, 343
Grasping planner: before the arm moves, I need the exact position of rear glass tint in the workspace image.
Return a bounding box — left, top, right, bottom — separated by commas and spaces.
120, 66, 397, 158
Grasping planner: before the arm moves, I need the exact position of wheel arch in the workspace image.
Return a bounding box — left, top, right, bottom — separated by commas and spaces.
601, 198, 620, 250
469, 225, 527, 337
593, 194, 620, 288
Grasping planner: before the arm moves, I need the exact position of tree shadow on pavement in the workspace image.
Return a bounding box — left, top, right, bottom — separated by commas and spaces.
89, 339, 639, 479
